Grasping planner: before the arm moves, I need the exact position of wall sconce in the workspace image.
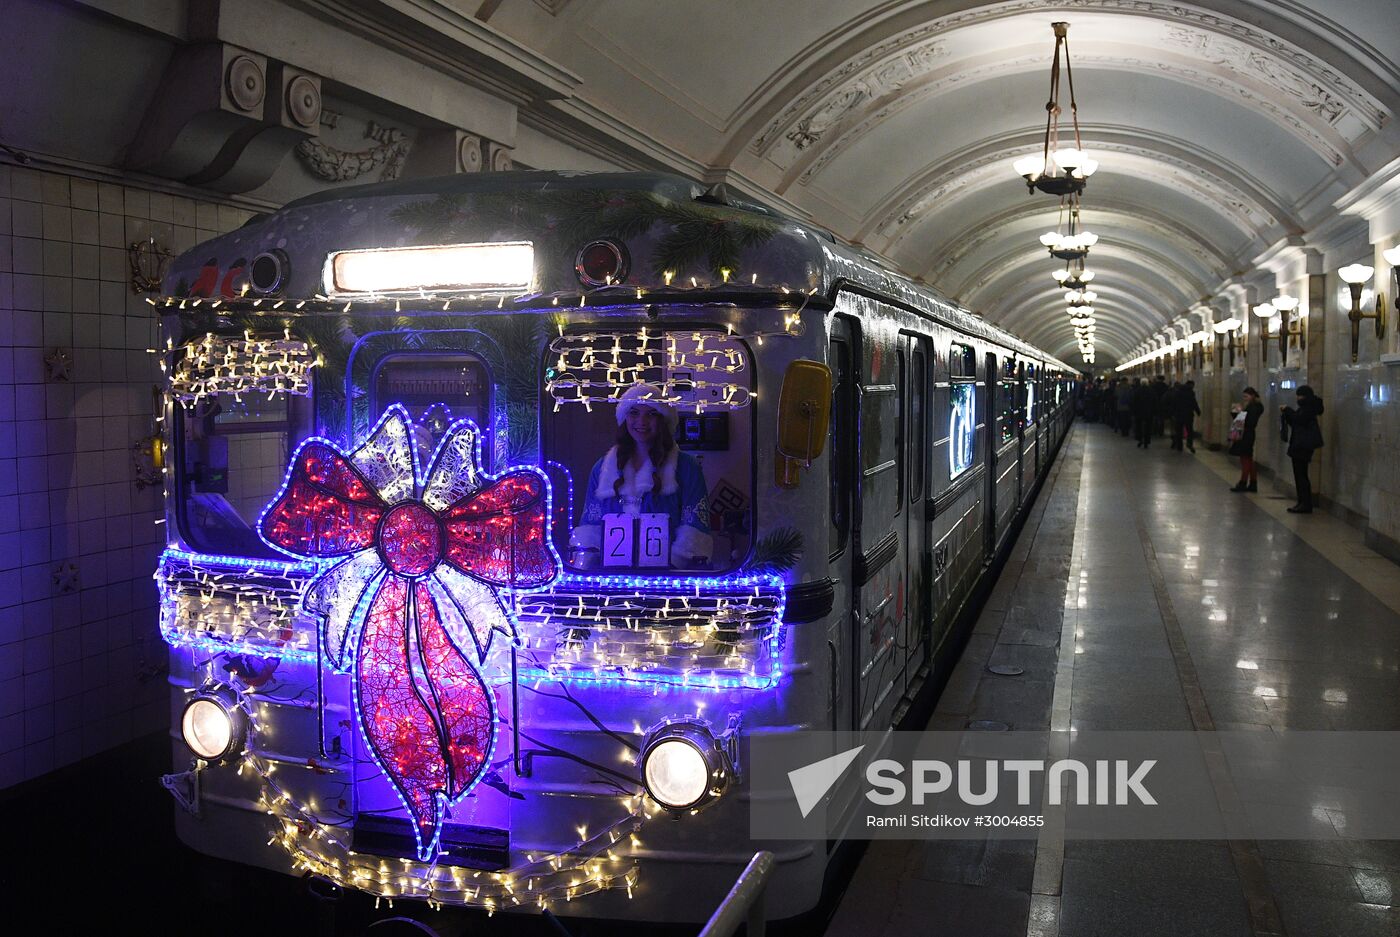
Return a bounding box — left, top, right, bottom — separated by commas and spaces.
1252, 303, 1275, 365
1338, 264, 1386, 363
1189, 330, 1208, 370
1271, 294, 1302, 360
129, 235, 173, 294
1213, 317, 1244, 366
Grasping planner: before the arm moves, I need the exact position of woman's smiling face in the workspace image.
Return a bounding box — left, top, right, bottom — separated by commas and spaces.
626, 405, 661, 447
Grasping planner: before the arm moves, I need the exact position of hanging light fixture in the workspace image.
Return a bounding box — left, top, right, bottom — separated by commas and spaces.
1065, 288, 1097, 307
1039, 201, 1099, 259
1012, 22, 1098, 195
1052, 263, 1095, 290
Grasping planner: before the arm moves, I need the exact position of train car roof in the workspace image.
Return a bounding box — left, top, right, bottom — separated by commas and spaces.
178, 170, 1075, 373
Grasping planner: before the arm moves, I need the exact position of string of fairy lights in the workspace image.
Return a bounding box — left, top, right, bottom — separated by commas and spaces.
546, 326, 760, 413
167, 329, 320, 403
511, 574, 786, 689
223, 691, 648, 910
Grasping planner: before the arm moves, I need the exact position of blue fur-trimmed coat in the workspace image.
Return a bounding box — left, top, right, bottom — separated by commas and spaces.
573, 445, 713, 564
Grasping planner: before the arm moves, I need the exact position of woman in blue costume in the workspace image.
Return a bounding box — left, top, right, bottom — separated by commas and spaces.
571, 382, 713, 568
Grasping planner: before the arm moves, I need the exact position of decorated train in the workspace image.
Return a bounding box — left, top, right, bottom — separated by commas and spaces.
154, 171, 1077, 923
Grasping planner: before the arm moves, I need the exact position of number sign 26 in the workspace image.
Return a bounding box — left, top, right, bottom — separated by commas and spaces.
602, 513, 670, 568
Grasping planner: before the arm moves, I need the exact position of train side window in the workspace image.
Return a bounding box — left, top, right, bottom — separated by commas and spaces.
1024, 364, 1037, 424
938, 341, 978, 484
909, 346, 926, 502
829, 335, 852, 558
949, 380, 976, 478
996, 376, 1018, 444
950, 342, 976, 379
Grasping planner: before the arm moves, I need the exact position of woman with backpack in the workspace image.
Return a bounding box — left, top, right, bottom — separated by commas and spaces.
1281, 385, 1325, 513
1227, 387, 1264, 492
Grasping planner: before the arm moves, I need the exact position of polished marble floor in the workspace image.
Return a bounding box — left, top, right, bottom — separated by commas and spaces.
827, 423, 1400, 937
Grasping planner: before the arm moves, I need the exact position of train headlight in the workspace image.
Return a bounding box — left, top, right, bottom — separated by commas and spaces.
640, 719, 733, 812
181, 686, 246, 763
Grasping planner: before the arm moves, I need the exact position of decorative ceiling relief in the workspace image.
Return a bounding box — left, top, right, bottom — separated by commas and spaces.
794, 55, 1043, 188
1159, 24, 1381, 137
296, 119, 413, 183
752, 35, 948, 160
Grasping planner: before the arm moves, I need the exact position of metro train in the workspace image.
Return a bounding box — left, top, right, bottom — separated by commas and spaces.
153, 170, 1076, 924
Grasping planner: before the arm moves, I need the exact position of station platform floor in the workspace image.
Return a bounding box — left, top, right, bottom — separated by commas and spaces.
826, 422, 1400, 937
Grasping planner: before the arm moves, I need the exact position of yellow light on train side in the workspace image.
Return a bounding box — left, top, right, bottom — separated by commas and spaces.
775, 360, 832, 488
328, 241, 534, 295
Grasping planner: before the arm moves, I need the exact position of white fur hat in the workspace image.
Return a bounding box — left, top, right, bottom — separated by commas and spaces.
615, 382, 678, 433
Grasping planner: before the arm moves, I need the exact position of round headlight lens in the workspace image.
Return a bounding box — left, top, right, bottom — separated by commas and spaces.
643, 737, 711, 809
180, 688, 245, 762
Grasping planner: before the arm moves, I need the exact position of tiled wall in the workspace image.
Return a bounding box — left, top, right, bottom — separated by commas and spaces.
226, 431, 290, 522
0, 163, 251, 789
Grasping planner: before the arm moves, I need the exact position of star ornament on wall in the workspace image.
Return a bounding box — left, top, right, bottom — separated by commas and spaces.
257, 406, 561, 859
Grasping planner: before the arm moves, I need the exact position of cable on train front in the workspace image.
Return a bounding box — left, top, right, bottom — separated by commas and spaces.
150, 174, 837, 921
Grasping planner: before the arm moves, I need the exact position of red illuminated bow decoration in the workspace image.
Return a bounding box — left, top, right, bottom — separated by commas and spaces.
258, 406, 559, 859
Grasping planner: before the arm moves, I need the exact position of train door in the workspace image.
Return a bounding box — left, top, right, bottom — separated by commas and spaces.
854, 307, 903, 732
903, 335, 931, 698
1015, 361, 1026, 507
827, 317, 856, 733
984, 351, 998, 560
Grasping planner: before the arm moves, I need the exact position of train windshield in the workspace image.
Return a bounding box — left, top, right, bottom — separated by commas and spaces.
175, 388, 311, 558
544, 326, 755, 575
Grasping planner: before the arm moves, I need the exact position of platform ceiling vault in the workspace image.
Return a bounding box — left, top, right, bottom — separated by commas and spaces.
485, 0, 1400, 366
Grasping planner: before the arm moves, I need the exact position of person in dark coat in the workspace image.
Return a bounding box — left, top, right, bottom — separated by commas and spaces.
1150, 375, 1170, 437
1228, 386, 1264, 491
1116, 379, 1133, 436
1130, 379, 1156, 448
1281, 385, 1324, 513
1171, 380, 1201, 452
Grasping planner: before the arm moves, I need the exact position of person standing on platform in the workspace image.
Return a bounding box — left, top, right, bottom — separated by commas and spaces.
1228, 387, 1264, 492
1282, 385, 1325, 514
1116, 379, 1133, 437
1131, 379, 1156, 448
1172, 380, 1201, 452
1150, 375, 1170, 437
1162, 381, 1180, 444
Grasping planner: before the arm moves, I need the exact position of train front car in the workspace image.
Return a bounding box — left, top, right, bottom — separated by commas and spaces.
154, 173, 835, 922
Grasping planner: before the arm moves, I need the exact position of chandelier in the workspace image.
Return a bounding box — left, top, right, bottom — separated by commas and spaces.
1039, 201, 1098, 259
1052, 262, 1094, 290
1012, 22, 1098, 195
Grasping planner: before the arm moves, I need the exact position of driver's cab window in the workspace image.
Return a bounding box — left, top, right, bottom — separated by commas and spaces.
177, 389, 307, 557
544, 327, 754, 574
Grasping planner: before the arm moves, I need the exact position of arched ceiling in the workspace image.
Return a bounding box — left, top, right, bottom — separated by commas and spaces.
491, 0, 1400, 366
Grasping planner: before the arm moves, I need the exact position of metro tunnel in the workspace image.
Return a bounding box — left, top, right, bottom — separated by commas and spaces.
1, 2, 1399, 936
